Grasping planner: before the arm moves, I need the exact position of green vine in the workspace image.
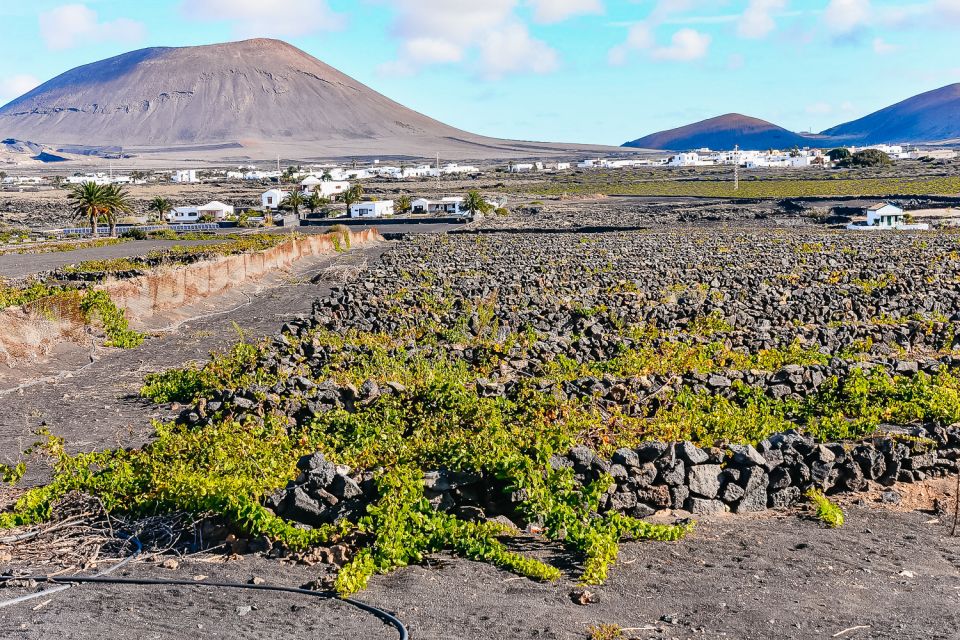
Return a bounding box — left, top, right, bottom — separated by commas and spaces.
79, 290, 146, 348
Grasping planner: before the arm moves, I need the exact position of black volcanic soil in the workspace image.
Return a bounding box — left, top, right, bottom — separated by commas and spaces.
1, 503, 958, 640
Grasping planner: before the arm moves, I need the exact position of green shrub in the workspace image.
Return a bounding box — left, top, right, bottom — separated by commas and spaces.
79, 290, 145, 348
806, 489, 844, 528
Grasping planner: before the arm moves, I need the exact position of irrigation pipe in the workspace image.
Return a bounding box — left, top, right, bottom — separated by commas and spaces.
0, 573, 408, 639
0, 534, 142, 610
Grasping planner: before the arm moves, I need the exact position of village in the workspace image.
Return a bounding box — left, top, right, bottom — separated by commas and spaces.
0, 139, 956, 238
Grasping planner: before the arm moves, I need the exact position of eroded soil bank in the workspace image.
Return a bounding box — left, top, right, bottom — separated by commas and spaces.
0, 230, 381, 387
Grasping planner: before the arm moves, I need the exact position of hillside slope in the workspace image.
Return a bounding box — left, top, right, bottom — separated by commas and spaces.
0, 39, 616, 160
623, 114, 816, 151
822, 83, 960, 144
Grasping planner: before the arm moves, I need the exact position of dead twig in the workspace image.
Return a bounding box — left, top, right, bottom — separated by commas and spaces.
833, 625, 871, 637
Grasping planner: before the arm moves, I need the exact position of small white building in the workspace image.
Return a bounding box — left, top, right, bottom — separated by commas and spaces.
410, 196, 480, 216
846, 203, 930, 231
261, 189, 289, 210
402, 165, 434, 179
438, 163, 480, 175
349, 200, 395, 219
669, 153, 710, 167
301, 177, 351, 199
510, 163, 536, 173
198, 201, 234, 220
168, 206, 199, 223
173, 170, 198, 184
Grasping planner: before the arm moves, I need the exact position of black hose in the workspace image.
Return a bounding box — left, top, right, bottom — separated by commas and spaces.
0, 574, 408, 640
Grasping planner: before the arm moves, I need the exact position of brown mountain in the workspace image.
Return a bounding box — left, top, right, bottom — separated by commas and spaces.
0, 38, 613, 160
623, 113, 816, 151
821, 83, 960, 144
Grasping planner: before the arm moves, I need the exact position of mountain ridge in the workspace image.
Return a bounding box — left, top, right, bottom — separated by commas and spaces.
0, 38, 620, 160
623, 113, 817, 151
624, 83, 960, 151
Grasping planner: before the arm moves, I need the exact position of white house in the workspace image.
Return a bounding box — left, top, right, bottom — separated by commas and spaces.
846, 203, 930, 231
168, 206, 199, 223
173, 170, 198, 184
409, 196, 485, 216
349, 200, 395, 218
245, 170, 282, 181
510, 163, 536, 173
261, 189, 289, 210
65, 173, 131, 186
669, 153, 710, 167
301, 177, 351, 199
402, 165, 434, 179
439, 163, 480, 175
198, 201, 234, 220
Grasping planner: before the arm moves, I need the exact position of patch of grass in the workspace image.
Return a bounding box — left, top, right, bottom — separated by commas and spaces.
63, 257, 142, 275
588, 624, 623, 640
140, 340, 274, 404
806, 489, 844, 528
79, 290, 145, 348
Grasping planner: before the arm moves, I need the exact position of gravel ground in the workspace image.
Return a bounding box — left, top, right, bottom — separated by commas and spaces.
1, 504, 957, 640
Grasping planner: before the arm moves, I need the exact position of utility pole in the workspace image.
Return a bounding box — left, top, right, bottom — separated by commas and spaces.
436, 152, 441, 198
733, 144, 740, 191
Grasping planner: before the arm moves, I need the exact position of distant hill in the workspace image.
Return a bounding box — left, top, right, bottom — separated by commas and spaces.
821, 83, 960, 144
623, 114, 816, 151
0, 38, 617, 160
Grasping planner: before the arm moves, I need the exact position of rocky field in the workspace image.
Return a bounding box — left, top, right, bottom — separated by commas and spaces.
4, 217, 960, 638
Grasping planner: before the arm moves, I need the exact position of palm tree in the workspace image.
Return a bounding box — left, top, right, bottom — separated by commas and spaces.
396, 195, 412, 214
101, 184, 133, 237
281, 191, 306, 216
148, 196, 173, 223
343, 184, 365, 212
321, 169, 332, 182
463, 190, 492, 217
69, 182, 109, 237
307, 192, 329, 215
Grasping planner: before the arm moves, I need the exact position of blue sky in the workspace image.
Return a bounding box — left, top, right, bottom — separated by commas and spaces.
0, 0, 958, 145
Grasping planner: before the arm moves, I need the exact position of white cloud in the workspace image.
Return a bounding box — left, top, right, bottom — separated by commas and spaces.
651, 28, 711, 61
823, 0, 871, 34
182, 0, 344, 38
528, 0, 603, 24
38, 4, 145, 51
608, 2, 716, 65
933, 0, 960, 21
0, 75, 40, 103
737, 0, 788, 38
380, 0, 561, 78
479, 21, 559, 77
872, 37, 900, 54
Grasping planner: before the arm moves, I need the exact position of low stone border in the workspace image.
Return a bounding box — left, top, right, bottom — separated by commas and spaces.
266, 425, 960, 528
